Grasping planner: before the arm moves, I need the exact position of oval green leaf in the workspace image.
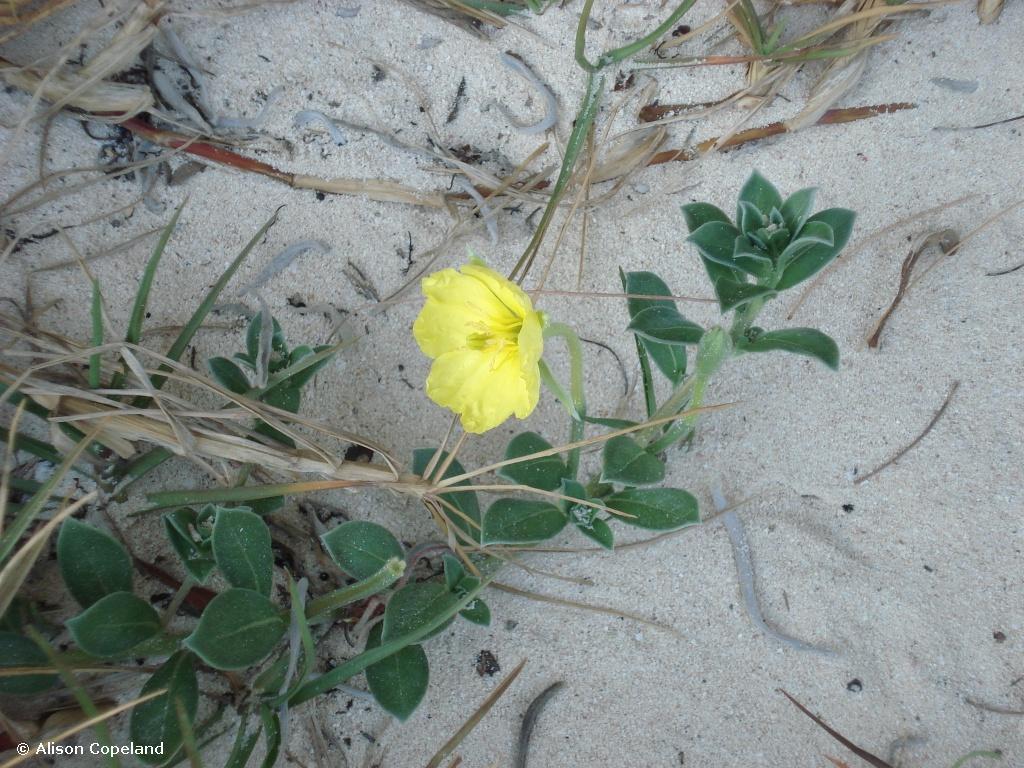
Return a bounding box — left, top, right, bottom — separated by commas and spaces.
621, 270, 687, 383
66, 592, 161, 658
382, 582, 458, 643
628, 305, 704, 346
57, 518, 133, 608
321, 520, 404, 581
481, 499, 567, 545
681, 201, 731, 233
129, 651, 199, 763
775, 208, 856, 290
601, 435, 665, 486
212, 507, 273, 596
497, 432, 568, 491
0, 632, 57, 695
605, 488, 700, 531
688, 220, 742, 268
207, 357, 250, 395
736, 170, 782, 218
365, 623, 429, 721
740, 327, 839, 370
184, 589, 286, 670
163, 508, 216, 584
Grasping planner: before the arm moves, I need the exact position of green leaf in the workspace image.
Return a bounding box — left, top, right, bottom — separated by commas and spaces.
680, 201, 731, 232
779, 187, 817, 235
687, 220, 743, 269
497, 432, 568, 491
184, 589, 287, 670
321, 520, 404, 581
605, 488, 700, 531
777, 220, 834, 268
481, 499, 566, 545
621, 270, 686, 383
459, 597, 491, 626
212, 507, 273, 596
245, 312, 287, 364
382, 582, 458, 643
57, 518, 133, 609
775, 208, 856, 290
601, 435, 665, 485
740, 327, 839, 370
282, 345, 333, 390
153, 211, 281, 393
561, 479, 613, 550
0, 632, 57, 695
365, 623, 429, 721
67, 592, 161, 658
129, 651, 199, 764
736, 170, 782, 218
736, 200, 765, 236
207, 357, 250, 395
163, 508, 215, 583
442, 554, 466, 591
718, 282, 776, 312
411, 449, 481, 541
732, 237, 774, 281
627, 305, 704, 345
260, 383, 300, 413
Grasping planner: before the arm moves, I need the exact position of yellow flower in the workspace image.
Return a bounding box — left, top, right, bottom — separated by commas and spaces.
413, 261, 545, 434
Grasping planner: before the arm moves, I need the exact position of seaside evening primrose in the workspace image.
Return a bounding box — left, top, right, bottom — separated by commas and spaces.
413, 260, 546, 434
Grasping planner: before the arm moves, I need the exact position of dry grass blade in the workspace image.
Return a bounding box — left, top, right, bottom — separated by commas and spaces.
854, 380, 959, 485
0, 400, 28, 538
0, 0, 78, 44
778, 689, 894, 768
976, 0, 1003, 23
436, 403, 736, 487
0, 491, 96, 617
492, 582, 685, 638
118, 119, 445, 208
646, 103, 914, 163
0, 1, 158, 119
0, 330, 421, 497
425, 659, 527, 768
0, 688, 167, 768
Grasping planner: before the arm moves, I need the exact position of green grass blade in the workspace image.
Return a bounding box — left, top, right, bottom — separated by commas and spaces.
126, 199, 188, 345
149, 208, 281, 394
89, 279, 104, 389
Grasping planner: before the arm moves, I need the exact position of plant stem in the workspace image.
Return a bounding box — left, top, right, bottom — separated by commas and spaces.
161, 575, 196, 629
305, 558, 405, 623
543, 323, 586, 477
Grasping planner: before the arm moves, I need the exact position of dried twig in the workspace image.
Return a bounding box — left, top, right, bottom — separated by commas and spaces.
645, 103, 914, 163
854, 380, 959, 485
866, 229, 958, 349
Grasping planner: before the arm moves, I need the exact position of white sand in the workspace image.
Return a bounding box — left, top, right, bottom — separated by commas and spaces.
2, 0, 1023, 765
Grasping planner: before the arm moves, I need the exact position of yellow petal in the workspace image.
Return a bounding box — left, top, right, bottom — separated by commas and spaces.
413, 268, 507, 358
516, 307, 544, 372
425, 348, 537, 433
460, 263, 535, 320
